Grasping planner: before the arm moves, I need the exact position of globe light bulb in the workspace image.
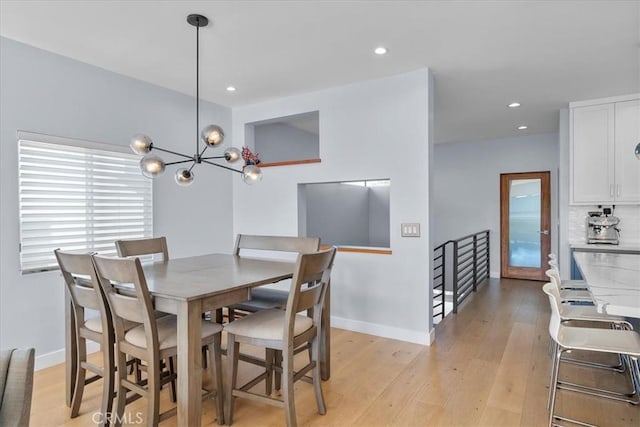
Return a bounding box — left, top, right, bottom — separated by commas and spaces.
201, 124, 225, 146
140, 154, 165, 178
224, 147, 241, 163
242, 164, 262, 185
130, 134, 153, 154
175, 169, 195, 186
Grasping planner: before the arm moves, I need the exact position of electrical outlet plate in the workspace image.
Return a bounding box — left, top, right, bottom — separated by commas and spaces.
401, 223, 420, 237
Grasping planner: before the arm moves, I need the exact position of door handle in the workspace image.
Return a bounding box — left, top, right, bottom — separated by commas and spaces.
538, 230, 549, 235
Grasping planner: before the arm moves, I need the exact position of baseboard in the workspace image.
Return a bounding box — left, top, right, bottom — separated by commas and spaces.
331, 315, 434, 346
490, 271, 500, 278
35, 342, 100, 371
37, 319, 435, 370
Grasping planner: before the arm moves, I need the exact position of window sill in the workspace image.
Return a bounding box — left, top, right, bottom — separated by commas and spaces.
320, 245, 392, 255
259, 158, 321, 168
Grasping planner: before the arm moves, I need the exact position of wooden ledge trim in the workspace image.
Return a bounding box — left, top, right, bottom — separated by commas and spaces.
258, 158, 322, 168
320, 245, 392, 255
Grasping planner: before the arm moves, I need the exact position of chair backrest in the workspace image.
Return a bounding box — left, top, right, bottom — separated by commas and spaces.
545, 268, 563, 289
234, 234, 320, 257
542, 282, 562, 344
284, 247, 336, 340
115, 237, 169, 261
92, 255, 158, 352
0, 348, 35, 427
55, 249, 112, 337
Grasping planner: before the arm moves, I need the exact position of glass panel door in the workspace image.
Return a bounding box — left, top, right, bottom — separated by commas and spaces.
500, 172, 551, 281
508, 179, 541, 268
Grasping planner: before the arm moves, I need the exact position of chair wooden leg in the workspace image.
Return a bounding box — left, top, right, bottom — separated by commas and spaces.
265, 348, 274, 396
147, 358, 161, 427
134, 358, 142, 384
70, 335, 86, 418
225, 334, 239, 424
274, 350, 283, 392
99, 339, 115, 427
311, 336, 326, 415
211, 334, 224, 425
282, 346, 297, 427
112, 352, 128, 427
168, 357, 177, 403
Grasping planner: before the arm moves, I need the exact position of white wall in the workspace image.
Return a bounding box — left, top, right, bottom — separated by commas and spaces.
433, 133, 559, 277
232, 69, 434, 344
0, 38, 235, 367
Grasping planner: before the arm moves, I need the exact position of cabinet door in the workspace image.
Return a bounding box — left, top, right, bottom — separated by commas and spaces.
614, 100, 640, 203
570, 104, 615, 204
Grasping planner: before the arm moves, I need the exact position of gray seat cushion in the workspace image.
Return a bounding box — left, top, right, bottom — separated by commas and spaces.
224, 309, 313, 341
124, 315, 222, 350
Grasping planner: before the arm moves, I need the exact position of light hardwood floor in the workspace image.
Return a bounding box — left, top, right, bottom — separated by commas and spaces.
30, 278, 640, 426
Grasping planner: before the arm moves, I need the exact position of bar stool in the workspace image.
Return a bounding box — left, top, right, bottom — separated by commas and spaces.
93, 254, 225, 426
543, 283, 640, 427
54, 249, 115, 426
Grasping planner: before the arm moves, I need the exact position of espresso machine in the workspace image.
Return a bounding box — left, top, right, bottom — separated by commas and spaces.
586, 207, 620, 245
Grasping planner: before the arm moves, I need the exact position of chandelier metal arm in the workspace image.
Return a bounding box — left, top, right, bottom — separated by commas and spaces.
131, 14, 263, 186
165, 159, 196, 166
201, 158, 243, 174
152, 146, 195, 160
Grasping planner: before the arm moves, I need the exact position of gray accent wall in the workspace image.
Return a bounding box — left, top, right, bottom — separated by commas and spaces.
369, 186, 391, 247
301, 182, 390, 247
253, 122, 319, 162
0, 37, 234, 364
433, 132, 559, 277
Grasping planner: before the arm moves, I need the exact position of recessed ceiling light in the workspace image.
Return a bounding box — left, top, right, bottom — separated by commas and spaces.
518, 125, 528, 130
374, 46, 388, 55
226, 86, 236, 92
508, 102, 521, 108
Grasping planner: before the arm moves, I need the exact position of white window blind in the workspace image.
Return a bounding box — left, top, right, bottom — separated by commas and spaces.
18, 132, 153, 273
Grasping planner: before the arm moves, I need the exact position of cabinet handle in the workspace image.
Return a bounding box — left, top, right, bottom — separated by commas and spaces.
610, 184, 614, 198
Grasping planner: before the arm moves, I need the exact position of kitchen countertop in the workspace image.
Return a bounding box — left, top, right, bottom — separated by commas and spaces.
570, 242, 640, 254
573, 251, 640, 318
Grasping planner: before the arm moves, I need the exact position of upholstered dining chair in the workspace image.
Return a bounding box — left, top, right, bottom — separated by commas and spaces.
92, 254, 225, 426
542, 282, 640, 427
224, 247, 336, 427
54, 249, 116, 425
115, 236, 169, 261
227, 234, 321, 322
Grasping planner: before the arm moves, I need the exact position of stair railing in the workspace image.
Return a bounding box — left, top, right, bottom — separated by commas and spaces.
433, 230, 490, 322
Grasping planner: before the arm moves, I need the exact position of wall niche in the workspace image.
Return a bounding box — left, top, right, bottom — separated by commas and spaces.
244, 111, 320, 167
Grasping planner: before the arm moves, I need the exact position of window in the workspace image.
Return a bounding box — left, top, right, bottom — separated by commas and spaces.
298, 179, 390, 249
18, 131, 153, 273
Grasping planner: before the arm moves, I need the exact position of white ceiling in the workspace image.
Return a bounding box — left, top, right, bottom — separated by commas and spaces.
1, 1, 638, 144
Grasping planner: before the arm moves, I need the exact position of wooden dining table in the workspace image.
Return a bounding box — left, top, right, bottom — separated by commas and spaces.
65, 253, 332, 426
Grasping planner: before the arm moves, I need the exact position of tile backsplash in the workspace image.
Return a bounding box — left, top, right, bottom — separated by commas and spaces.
568, 205, 640, 245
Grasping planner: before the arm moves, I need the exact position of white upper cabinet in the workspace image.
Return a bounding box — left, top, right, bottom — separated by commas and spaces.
614, 100, 640, 203
570, 94, 640, 205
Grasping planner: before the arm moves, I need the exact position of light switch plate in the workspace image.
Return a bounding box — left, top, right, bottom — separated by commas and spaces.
401, 223, 421, 237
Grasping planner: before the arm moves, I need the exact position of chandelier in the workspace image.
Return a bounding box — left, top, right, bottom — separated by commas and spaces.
130, 14, 262, 186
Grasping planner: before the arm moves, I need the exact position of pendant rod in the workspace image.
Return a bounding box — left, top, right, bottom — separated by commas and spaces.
196, 23, 200, 158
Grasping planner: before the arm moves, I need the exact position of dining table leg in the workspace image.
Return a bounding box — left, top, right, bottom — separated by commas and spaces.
176, 299, 203, 426
64, 287, 76, 407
